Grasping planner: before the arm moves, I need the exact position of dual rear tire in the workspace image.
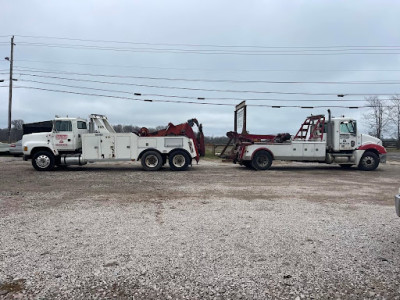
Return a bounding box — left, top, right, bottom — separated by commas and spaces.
141, 150, 163, 171
141, 150, 191, 171
168, 150, 191, 171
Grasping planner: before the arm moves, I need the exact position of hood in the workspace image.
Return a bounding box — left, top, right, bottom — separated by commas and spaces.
360, 134, 383, 146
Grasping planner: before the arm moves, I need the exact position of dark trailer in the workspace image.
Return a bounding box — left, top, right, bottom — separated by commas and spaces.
23, 121, 53, 135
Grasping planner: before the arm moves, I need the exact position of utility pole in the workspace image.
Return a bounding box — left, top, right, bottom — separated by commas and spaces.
7, 35, 15, 143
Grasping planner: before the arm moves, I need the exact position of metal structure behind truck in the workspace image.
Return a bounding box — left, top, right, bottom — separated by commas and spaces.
22, 114, 204, 171
223, 103, 386, 171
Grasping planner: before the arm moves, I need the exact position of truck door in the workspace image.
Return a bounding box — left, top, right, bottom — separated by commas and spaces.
76, 120, 88, 150
54, 120, 75, 151
339, 120, 357, 151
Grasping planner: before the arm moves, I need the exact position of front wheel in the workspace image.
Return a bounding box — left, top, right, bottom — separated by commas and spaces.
251, 150, 273, 171
141, 151, 163, 171
358, 151, 379, 171
32, 151, 55, 171
169, 150, 190, 171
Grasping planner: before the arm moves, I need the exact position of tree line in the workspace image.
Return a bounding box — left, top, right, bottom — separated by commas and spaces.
364, 96, 400, 148
0, 120, 24, 143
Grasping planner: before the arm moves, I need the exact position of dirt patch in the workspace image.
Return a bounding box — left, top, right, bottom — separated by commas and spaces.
0, 279, 25, 295
1, 157, 400, 299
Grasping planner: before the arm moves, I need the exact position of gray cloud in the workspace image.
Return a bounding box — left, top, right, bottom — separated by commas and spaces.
1, 0, 399, 136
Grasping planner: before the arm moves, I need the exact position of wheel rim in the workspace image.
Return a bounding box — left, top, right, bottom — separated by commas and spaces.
256, 155, 269, 168
145, 155, 159, 168
172, 154, 186, 167
36, 155, 51, 169
362, 155, 375, 167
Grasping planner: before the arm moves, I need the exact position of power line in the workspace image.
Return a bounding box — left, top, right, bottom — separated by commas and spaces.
17, 41, 400, 53
13, 34, 400, 49
16, 72, 399, 96
15, 59, 400, 73
19, 78, 378, 102
14, 67, 400, 85
14, 85, 234, 106
14, 85, 379, 108
15, 42, 400, 56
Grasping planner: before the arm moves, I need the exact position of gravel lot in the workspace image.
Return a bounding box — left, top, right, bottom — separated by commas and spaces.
0, 155, 400, 299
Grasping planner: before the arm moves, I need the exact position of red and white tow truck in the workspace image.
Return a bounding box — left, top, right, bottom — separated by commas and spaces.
22, 114, 204, 171
226, 109, 386, 171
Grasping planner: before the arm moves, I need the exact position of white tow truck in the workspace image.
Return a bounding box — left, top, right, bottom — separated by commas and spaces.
227, 110, 387, 171
22, 114, 205, 171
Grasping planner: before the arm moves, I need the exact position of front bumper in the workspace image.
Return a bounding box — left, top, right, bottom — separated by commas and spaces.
380, 153, 387, 164
395, 194, 400, 217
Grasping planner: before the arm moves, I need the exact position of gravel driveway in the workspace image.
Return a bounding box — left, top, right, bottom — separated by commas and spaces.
0, 157, 399, 299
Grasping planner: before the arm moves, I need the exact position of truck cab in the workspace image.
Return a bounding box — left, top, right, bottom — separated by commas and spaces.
22, 117, 88, 159
53, 118, 89, 152
326, 117, 383, 152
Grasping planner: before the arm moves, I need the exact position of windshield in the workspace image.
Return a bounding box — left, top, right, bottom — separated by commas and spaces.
55, 120, 72, 132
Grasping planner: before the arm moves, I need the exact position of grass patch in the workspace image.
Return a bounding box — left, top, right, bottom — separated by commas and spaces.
204, 147, 221, 160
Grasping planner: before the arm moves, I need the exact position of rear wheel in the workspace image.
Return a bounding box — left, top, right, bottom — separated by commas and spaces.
358, 151, 379, 171
32, 151, 55, 171
251, 150, 273, 170
141, 151, 163, 171
169, 150, 190, 171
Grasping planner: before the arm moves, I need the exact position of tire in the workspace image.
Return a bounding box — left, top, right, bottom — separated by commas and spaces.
358, 151, 379, 171
141, 151, 163, 171
339, 164, 353, 169
251, 150, 273, 171
32, 151, 55, 171
169, 150, 190, 171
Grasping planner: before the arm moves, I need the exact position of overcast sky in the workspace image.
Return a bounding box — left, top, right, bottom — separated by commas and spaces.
1, 0, 400, 136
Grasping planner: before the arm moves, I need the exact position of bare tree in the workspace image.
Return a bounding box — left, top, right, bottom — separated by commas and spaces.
388, 95, 400, 148
11, 119, 24, 131
7, 119, 25, 142
122, 125, 133, 133
363, 96, 389, 139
